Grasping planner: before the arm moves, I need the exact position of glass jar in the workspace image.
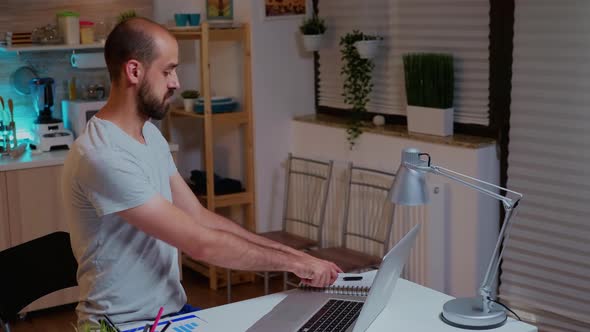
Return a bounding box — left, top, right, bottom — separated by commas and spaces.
96, 21, 107, 44
80, 21, 95, 44
86, 84, 105, 100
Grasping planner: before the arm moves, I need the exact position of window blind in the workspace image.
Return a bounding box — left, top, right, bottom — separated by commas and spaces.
501, 1, 590, 331
317, 0, 490, 125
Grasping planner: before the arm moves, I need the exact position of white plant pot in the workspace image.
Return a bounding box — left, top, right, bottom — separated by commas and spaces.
354, 40, 381, 59
302, 34, 324, 52
406, 105, 454, 136
183, 98, 196, 112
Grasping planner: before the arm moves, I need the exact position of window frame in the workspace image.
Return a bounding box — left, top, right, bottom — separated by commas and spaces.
312, 0, 512, 143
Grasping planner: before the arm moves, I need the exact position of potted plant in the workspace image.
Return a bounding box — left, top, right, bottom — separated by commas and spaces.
403, 53, 454, 136
117, 10, 137, 23
75, 320, 118, 332
181, 89, 200, 112
340, 30, 376, 149
354, 34, 383, 59
299, 14, 326, 52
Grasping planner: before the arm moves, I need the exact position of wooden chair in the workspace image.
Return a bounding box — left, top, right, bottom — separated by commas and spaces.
309, 163, 396, 273
0, 232, 78, 332
257, 153, 334, 294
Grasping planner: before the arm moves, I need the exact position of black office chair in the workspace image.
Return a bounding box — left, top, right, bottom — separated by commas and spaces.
0, 231, 78, 332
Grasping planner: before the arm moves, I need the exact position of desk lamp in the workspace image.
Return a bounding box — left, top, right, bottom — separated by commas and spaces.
388, 148, 523, 330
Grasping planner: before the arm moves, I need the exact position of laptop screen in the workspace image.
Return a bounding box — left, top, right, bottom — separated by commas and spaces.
352, 224, 421, 332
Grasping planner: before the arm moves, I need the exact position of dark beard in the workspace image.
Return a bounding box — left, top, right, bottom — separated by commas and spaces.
137, 80, 173, 120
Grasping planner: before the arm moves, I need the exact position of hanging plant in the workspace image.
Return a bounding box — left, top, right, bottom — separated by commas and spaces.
340, 30, 375, 149
354, 34, 383, 59
299, 14, 327, 52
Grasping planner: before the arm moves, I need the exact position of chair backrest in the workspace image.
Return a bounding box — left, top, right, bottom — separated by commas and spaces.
282, 153, 334, 245
0, 231, 78, 323
341, 163, 397, 257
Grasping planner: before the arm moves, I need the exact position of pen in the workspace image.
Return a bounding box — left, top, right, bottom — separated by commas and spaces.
142, 323, 150, 332
343, 276, 363, 281
160, 321, 172, 332
149, 307, 164, 332
102, 314, 121, 332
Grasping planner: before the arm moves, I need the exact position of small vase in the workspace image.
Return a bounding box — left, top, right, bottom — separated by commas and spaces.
183, 98, 196, 112
354, 40, 381, 59
302, 34, 324, 52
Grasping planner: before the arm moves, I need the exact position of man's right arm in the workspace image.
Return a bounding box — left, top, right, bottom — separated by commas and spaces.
77, 150, 338, 287
117, 194, 338, 287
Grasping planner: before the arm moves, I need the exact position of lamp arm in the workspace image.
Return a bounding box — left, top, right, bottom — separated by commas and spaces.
427, 165, 521, 209
479, 206, 515, 298
409, 162, 523, 313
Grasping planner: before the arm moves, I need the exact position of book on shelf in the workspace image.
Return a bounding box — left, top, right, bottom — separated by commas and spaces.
298, 271, 377, 296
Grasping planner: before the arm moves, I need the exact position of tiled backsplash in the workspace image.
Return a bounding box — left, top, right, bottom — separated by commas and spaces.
0, 51, 109, 140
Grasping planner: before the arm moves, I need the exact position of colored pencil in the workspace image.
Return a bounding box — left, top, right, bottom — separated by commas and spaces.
160, 321, 172, 332
149, 307, 164, 332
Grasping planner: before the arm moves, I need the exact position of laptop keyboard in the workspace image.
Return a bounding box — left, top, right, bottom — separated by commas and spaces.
297, 299, 364, 332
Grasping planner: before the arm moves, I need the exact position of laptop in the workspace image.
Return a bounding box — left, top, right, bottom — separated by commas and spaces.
247, 224, 421, 332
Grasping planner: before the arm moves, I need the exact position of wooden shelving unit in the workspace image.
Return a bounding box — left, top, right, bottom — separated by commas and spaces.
164, 22, 256, 290
170, 108, 249, 126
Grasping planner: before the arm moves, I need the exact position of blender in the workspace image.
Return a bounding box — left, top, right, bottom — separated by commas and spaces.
30, 77, 73, 152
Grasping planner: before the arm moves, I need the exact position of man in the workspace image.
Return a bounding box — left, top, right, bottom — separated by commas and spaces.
62, 17, 341, 327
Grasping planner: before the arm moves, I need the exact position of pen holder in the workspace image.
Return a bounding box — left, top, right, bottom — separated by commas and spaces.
188, 13, 201, 26
174, 13, 189, 26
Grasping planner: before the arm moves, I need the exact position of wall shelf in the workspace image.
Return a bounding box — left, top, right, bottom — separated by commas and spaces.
0, 42, 104, 53
170, 108, 249, 126
169, 24, 244, 42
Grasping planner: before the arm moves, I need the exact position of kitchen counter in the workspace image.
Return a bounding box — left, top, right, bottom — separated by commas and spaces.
0, 143, 179, 172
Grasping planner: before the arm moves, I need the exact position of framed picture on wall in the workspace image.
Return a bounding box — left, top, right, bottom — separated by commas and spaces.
264, 0, 307, 20
207, 0, 234, 21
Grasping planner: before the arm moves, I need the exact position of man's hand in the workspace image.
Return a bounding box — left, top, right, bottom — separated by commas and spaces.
292, 255, 343, 288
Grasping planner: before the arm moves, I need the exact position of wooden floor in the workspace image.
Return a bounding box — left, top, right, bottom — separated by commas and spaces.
9, 268, 287, 332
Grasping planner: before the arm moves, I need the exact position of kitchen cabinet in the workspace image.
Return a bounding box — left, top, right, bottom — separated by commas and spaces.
6, 165, 68, 245
3, 164, 79, 313
0, 172, 10, 252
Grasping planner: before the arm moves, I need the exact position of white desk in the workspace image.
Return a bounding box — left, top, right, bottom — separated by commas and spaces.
121, 278, 537, 331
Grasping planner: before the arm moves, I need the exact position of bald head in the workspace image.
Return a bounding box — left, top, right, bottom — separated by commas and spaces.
104, 17, 174, 83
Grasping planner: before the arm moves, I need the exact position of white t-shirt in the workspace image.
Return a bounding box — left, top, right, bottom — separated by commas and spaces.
62, 117, 186, 326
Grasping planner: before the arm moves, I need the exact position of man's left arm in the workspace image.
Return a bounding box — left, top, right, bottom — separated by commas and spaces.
169, 173, 310, 258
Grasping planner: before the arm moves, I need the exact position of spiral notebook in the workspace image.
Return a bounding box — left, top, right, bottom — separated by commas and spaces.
298, 270, 377, 296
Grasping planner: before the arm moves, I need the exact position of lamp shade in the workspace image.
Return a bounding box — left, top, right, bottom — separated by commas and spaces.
388, 148, 429, 205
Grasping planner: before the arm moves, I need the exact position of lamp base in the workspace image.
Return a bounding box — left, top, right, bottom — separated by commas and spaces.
440, 297, 507, 330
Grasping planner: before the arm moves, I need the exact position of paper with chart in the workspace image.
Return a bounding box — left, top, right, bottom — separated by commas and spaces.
119, 312, 207, 332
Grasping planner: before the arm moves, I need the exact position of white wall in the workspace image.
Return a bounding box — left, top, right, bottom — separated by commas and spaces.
153, 0, 314, 231
248, 1, 315, 231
